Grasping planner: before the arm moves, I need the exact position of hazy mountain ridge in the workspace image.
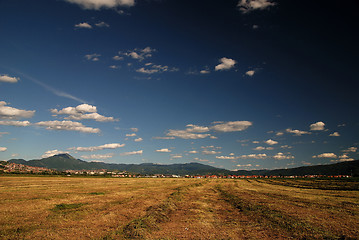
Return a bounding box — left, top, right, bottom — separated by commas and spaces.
8, 154, 359, 176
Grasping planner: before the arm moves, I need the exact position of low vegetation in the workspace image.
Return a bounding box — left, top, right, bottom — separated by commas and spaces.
0, 176, 358, 239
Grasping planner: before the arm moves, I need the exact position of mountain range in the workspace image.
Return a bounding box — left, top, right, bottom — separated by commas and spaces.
8, 154, 359, 176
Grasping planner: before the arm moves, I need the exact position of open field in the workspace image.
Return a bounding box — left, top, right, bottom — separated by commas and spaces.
0, 176, 358, 239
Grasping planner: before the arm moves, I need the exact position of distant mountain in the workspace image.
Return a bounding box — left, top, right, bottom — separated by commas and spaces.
8, 154, 359, 176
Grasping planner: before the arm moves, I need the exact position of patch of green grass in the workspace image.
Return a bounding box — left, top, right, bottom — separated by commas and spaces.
52, 203, 85, 211
89, 192, 105, 195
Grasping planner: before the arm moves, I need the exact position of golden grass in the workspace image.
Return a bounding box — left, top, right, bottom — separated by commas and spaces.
0, 176, 358, 239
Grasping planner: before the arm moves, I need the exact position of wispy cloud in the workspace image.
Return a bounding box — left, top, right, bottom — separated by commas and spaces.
14, 71, 86, 103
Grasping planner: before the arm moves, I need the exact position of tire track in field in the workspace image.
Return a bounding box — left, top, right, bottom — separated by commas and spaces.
216, 181, 355, 239
147, 180, 289, 240
103, 181, 205, 239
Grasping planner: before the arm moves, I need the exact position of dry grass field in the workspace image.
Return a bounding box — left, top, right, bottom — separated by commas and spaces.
0, 176, 358, 239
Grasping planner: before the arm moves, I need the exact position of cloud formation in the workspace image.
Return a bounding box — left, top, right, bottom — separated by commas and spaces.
237, 0, 276, 13
0, 147, 7, 152
0, 101, 35, 120
0, 74, 19, 83
36, 120, 100, 133
81, 154, 114, 160
245, 70, 255, 76
70, 143, 125, 152
65, 0, 135, 10
42, 149, 70, 158
167, 129, 211, 139
85, 53, 100, 61
51, 104, 118, 122
310, 121, 325, 131
215, 57, 236, 71
120, 150, 143, 156
211, 121, 252, 132
0, 120, 31, 127
329, 132, 340, 137
240, 153, 267, 159
75, 22, 92, 29
286, 128, 311, 136
273, 152, 294, 160
265, 139, 278, 145
156, 148, 171, 153
120, 47, 155, 61
312, 153, 337, 158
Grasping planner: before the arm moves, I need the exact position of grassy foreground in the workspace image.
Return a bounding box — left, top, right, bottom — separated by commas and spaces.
0, 176, 358, 239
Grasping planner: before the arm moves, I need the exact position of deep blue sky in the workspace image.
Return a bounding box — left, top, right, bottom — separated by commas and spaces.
0, 0, 358, 170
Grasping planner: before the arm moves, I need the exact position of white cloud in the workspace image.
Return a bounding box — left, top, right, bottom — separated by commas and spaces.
0, 101, 35, 120
156, 148, 171, 153
0, 147, 7, 152
240, 153, 267, 159
120, 150, 143, 156
280, 145, 293, 149
265, 139, 278, 145
51, 104, 118, 122
188, 150, 198, 154
153, 136, 175, 140
253, 146, 273, 151
65, 0, 135, 10
85, 53, 100, 61
130, 128, 138, 132
286, 128, 311, 136
200, 69, 210, 74
211, 121, 252, 132
329, 132, 340, 137
237, 164, 252, 167
164, 121, 251, 139
275, 132, 284, 136
215, 57, 236, 71
245, 70, 255, 76
136, 64, 176, 74
0, 120, 31, 127
171, 155, 182, 159
134, 137, 143, 142
81, 153, 114, 160
185, 124, 210, 133
273, 152, 294, 160
113, 55, 124, 61
126, 133, 136, 137
74, 22, 92, 29
343, 147, 357, 153
166, 129, 211, 139
121, 47, 156, 61
216, 156, 239, 160
237, 0, 276, 13
202, 150, 221, 155
95, 21, 110, 27
35, 120, 100, 133
0, 74, 19, 83
310, 121, 325, 131
136, 68, 159, 74
42, 149, 70, 158
109, 65, 119, 69
70, 143, 125, 152
312, 153, 337, 158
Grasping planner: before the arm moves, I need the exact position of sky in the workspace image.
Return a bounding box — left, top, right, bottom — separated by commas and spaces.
0, 0, 358, 171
